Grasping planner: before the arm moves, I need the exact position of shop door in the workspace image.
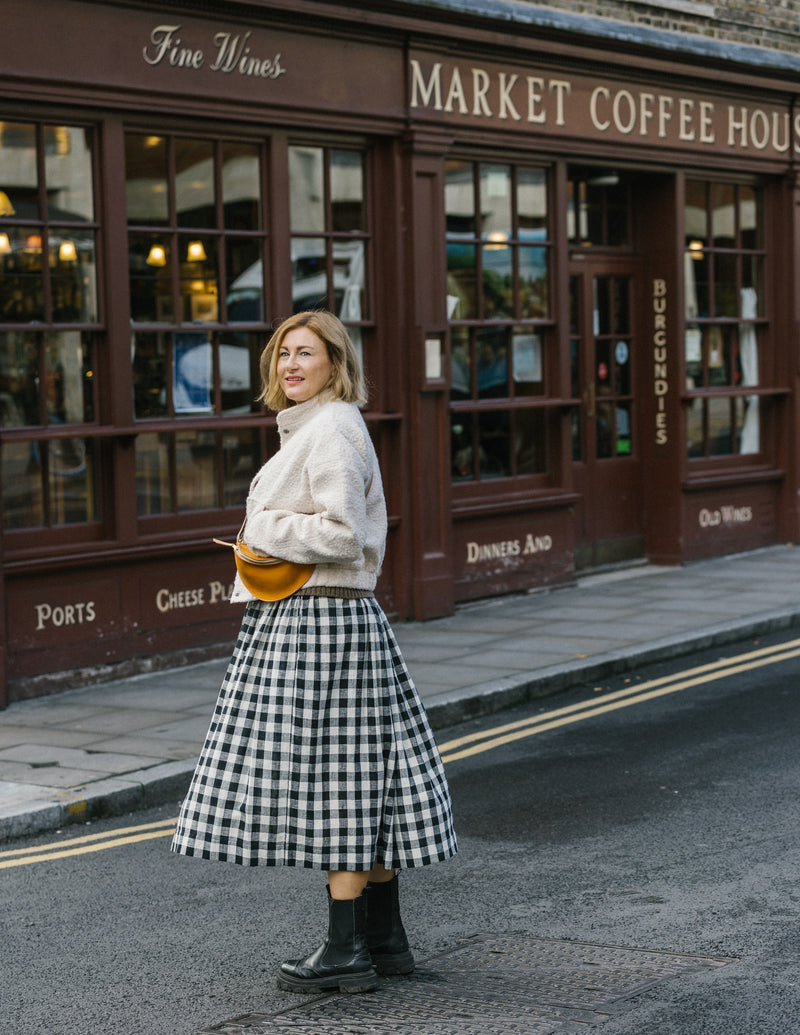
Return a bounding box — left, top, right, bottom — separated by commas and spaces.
570, 260, 644, 569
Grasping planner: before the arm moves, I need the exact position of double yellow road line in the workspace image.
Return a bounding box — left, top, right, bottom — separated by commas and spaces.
0, 817, 176, 870
2, 636, 798, 869
438, 636, 800, 763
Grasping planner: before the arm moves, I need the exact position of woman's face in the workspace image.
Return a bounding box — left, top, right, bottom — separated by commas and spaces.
276, 327, 334, 404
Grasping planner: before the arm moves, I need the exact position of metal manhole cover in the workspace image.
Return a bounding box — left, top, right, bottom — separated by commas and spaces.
195, 932, 731, 1035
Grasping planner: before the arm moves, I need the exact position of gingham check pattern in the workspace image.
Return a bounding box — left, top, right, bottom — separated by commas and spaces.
171, 597, 457, 869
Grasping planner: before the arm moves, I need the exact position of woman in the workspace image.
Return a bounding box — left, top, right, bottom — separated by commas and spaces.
172, 311, 457, 995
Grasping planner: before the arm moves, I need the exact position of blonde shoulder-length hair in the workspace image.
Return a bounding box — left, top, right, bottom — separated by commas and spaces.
258, 310, 367, 412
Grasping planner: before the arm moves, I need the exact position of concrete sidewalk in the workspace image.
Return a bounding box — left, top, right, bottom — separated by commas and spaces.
1, 544, 799, 842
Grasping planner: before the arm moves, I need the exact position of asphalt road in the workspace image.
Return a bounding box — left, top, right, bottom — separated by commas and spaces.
2, 631, 799, 1034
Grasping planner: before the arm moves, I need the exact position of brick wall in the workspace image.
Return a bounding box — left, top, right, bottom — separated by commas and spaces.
513, 0, 800, 53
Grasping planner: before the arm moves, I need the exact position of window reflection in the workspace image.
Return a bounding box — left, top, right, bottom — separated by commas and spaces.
450, 326, 471, 401
176, 428, 217, 511
173, 332, 214, 414
48, 437, 96, 524
519, 245, 548, 319
136, 431, 170, 516
53, 230, 98, 322
713, 253, 738, 318
445, 160, 476, 234
129, 232, 173, 322
478, 410, 511, 479
226, 239, 263, 322
0, 124, 97, 326
595, 400, 614, 459
331, 149, 365, 231
567, 168, 631, 246
0, 227, 45, 320
447, 242, 477, 320
684, 180, 708, 247
512, 330, 544, 396
476, 327, 508, 399
451, 411, 475, 481
0, 122, 38, 203
2, 436, 97, 529
448, 160, 552, 483
133, 329, 261, 423
222, 428, 259, 506
219, 334, 259, 415
133, 331, 168, 418
44, 126, 94, 221
0, 331, 39, 426
44, 331, 94, 425
292, 237, 327, 311
125, 134, 168, 225
2, 440, 44, 528
0, 121, 101, 531
179, 236, 218, 323
711, 182, 736, 248
175, 139, 215, 228
136, 428, 222, 514
289, 146, 369, 323
739, 185, 762, 249
479, 164, 512, 238
0, 330, 95, 428
222, 142, 261, 230
515, 409, 547, 474
289, 147, 325, 233
517, 168, 547, 230
707, 396, 735, 456
742, 255, 764, 316
481, 241, 512, 319
125, 131, 269, 521
684, 179, 764, 459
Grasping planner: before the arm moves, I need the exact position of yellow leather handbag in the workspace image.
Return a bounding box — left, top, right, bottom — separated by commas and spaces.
214, 521, 315, 601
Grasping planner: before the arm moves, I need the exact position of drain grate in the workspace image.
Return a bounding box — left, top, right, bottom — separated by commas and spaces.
195, 932, 731, 1034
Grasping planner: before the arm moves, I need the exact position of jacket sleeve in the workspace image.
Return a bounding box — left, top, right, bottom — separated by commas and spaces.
243, 421, 371, 565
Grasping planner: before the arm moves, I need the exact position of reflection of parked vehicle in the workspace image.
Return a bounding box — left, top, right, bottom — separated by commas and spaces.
292, 238, 365, 316
226, 263, 263, 323
173, 335, 253, 414
227, 237, 366, 320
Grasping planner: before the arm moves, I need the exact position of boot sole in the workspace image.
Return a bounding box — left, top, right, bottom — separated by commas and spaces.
277, 969, 379, 994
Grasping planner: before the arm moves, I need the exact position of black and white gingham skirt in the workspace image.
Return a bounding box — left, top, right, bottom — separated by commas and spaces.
171, 596, 457, 870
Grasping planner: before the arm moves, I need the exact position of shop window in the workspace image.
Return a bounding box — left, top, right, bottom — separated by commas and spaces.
289, 145, 369, 368
126, 132, 268, 517
0, 121, 100, 530
446, 160, 551, 483
567, 168, 631, 247
684, 179, 765, 459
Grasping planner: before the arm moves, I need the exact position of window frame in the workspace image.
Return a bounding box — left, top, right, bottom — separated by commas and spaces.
287, 141, 374, 383
681, 176, 776, 470
446, 158, 561, 498
125, 128, 274, 533
0, 117, 107, 545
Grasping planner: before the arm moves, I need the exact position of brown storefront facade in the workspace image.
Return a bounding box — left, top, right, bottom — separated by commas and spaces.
2, 0, 800, 706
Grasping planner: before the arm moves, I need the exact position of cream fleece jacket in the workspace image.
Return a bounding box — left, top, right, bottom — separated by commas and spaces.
230, 397, 387, 603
